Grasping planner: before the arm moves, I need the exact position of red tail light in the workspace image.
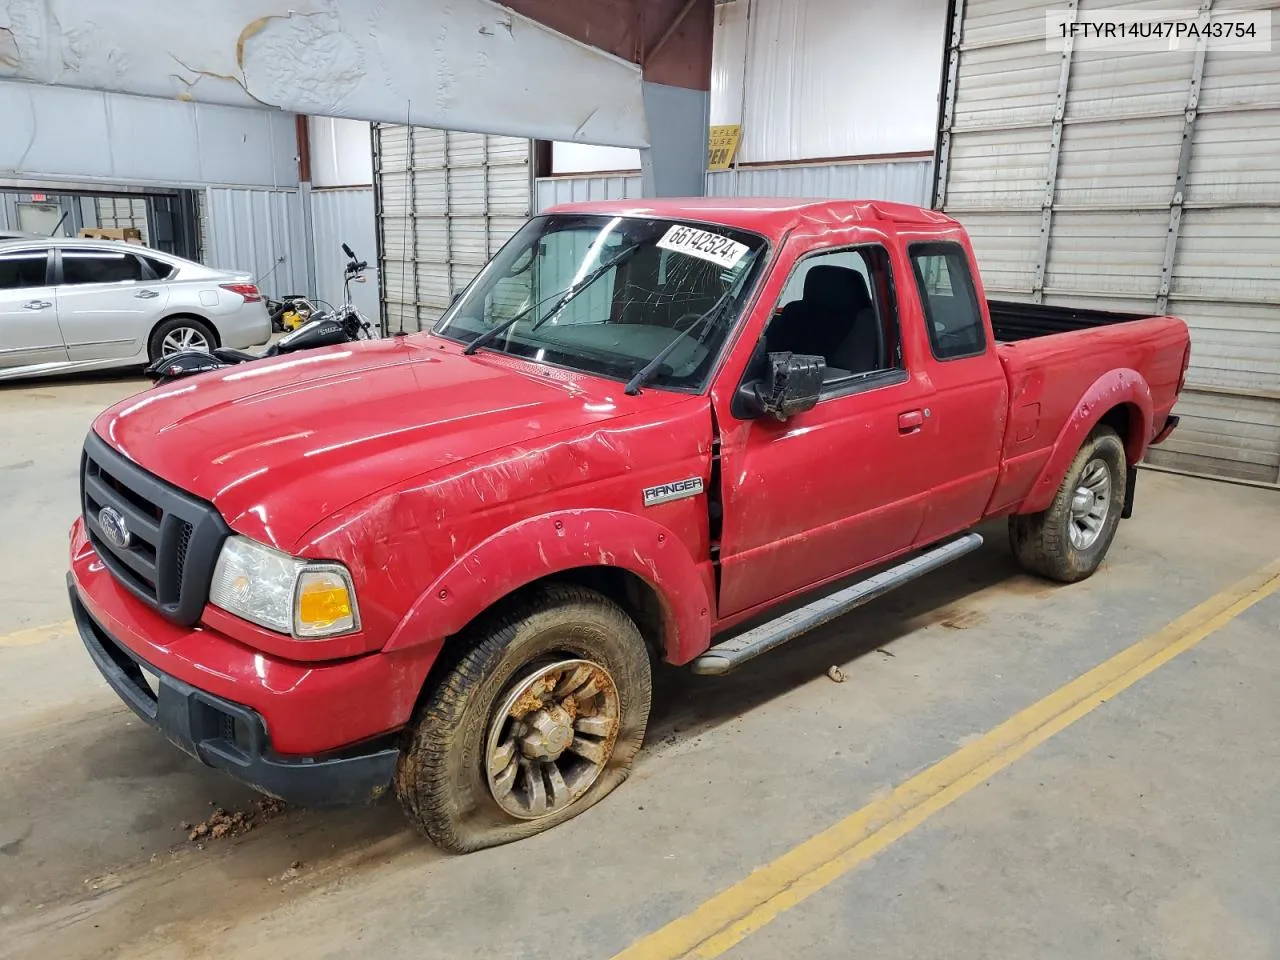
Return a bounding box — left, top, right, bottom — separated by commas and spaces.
1177, 343, 1191, 393
220, 283, 262, 303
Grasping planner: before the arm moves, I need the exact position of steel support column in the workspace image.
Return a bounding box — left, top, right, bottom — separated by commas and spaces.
932, 0, 967, 210
1031, 0, 1079, 304
1157, 0, 1216, 315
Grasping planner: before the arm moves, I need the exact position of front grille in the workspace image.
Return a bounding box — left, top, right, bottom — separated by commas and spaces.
174, 520, 194, 586
81, 432, 230, 626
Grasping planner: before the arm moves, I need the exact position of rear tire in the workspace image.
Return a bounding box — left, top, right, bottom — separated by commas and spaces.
148, 317, 216, 362
1009, 426, 1127, 583
395, 585, 652, 853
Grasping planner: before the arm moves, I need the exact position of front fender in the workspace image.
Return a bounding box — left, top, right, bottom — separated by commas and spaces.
384, 509, 713, 664
1022, 368, 1152, 514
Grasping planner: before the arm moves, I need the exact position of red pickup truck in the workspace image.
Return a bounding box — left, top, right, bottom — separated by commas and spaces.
69, 199, 1188, 852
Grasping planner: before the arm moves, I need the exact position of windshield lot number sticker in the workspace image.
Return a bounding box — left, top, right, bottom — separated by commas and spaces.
657, 225, 749, 269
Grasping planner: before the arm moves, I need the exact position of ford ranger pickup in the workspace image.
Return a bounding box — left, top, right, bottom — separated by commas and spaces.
68, 199, 1189, 852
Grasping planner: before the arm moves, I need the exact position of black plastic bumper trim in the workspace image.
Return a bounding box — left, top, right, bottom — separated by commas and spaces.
69, 576, 398, 806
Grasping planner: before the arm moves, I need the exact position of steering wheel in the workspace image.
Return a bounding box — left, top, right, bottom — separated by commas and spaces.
672, 311, 705, 331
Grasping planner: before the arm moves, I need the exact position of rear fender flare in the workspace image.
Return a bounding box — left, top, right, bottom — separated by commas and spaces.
384, 509, 713, 664
1021, 368, 1152, 514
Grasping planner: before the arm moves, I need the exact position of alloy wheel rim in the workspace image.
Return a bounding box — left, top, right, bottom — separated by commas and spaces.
161, 327, 210, 356
485, 658, 620, 820
1068, 458, 1111, 550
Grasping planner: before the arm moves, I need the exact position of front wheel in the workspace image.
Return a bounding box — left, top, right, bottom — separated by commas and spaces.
395, 585, 652, 853
1009, 425, 1127, 583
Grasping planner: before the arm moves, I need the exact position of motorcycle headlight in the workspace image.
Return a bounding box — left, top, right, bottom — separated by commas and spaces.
209, 536, 359, 638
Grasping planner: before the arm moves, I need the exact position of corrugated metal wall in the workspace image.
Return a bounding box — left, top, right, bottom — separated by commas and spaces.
705, 159, 935, 203
310, 187, 380, 324
373, 124, 532, 333
203, 188, 309, 301
535, 173, 643, 209
936, 0, 1280, 484
535, 159, 934, 212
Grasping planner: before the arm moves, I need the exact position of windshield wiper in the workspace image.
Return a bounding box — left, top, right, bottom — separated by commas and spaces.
624, 288, 735, 396
463, 243, 641, 356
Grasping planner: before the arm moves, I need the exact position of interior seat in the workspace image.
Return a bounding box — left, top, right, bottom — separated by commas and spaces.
766, 265, 882, 377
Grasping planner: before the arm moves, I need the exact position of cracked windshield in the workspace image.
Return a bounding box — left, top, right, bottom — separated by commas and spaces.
435, 213, 766, 390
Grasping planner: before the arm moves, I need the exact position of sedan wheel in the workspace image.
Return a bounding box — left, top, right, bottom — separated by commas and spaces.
161, 325, 211, 356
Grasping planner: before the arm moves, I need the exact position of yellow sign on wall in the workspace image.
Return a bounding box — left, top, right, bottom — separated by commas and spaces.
707, 125, 742, 171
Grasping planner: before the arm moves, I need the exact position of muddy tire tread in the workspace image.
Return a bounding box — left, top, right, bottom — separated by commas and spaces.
395, 584, 650, 853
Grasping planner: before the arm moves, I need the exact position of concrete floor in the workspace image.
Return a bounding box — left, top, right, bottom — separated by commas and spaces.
1, 373, 1278, 960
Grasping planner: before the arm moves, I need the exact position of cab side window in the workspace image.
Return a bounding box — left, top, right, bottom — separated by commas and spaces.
764, 245, 902, 388
909, 242, 985, 360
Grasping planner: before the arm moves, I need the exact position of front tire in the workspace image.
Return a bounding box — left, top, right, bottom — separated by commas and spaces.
395, 585, 652, 853
1009, 425, 1127, 583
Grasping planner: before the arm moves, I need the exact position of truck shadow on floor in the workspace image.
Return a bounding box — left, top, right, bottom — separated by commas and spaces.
646, 527, 1037, 749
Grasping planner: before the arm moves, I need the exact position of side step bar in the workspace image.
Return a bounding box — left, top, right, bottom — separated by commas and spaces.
690, 533, 985, 676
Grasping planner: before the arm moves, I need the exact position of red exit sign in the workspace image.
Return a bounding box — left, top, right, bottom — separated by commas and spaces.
30, 193, 47, 202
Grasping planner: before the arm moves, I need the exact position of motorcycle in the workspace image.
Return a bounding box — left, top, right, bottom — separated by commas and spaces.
146, 244, 376, 385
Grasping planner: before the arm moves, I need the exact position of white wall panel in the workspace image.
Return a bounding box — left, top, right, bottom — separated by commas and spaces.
310, 118, 373, 188
726, 0, 947, 162
0, 80, 298, 188
536, 174, 643, 210
704, 160, 934, 204
535, 160, 933, 213
309, 187, 379, 321
554, 0, 948, 174
204, 188, 308, 301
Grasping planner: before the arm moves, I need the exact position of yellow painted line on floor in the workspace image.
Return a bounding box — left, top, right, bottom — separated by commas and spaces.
612, 558, 1280, 960
0, 619, 75, 648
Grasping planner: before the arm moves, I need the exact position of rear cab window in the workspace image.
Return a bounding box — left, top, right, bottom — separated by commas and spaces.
0, 248, 49, 289
908, 242, 986, 360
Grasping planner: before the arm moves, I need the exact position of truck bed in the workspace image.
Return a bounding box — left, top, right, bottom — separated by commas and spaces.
989, 300, 1151, 343
986, 303, 1189, 516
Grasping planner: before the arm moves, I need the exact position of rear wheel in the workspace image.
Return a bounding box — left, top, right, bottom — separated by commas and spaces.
1009, 426, 1127, 583
149, 317, 215, 361
395, 585, 651, 853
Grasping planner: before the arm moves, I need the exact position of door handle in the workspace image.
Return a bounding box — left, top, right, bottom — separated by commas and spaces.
134, 289, 160, 299
23, 300, 52, 310
898, 410, 924, 434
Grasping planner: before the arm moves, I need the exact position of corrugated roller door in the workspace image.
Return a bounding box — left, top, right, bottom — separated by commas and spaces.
374, 124, 531, 334
94, 197, 150, 245
936, 0, 1280, 483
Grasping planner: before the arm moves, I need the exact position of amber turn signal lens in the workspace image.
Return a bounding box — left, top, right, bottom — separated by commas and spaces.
294, 569, 357, 637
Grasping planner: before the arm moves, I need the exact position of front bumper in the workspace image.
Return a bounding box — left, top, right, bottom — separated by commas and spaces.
70, 577, 398, 805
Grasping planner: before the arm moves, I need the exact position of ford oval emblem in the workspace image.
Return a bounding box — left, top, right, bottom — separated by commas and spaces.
98, 506, 132, 549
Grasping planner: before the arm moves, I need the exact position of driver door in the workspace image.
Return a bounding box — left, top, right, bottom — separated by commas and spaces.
715, 240, 937, 619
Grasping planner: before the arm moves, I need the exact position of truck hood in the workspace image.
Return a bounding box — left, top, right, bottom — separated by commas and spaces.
94, 337, 669, 550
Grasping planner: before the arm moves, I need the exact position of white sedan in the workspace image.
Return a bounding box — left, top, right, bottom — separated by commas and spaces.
0, 238, 271, 381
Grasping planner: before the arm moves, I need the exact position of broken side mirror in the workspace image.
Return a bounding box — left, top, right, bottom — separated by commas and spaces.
735, 351, 825, 421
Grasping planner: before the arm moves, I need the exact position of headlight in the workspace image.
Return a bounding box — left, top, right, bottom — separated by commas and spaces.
209, 536, 359, 638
